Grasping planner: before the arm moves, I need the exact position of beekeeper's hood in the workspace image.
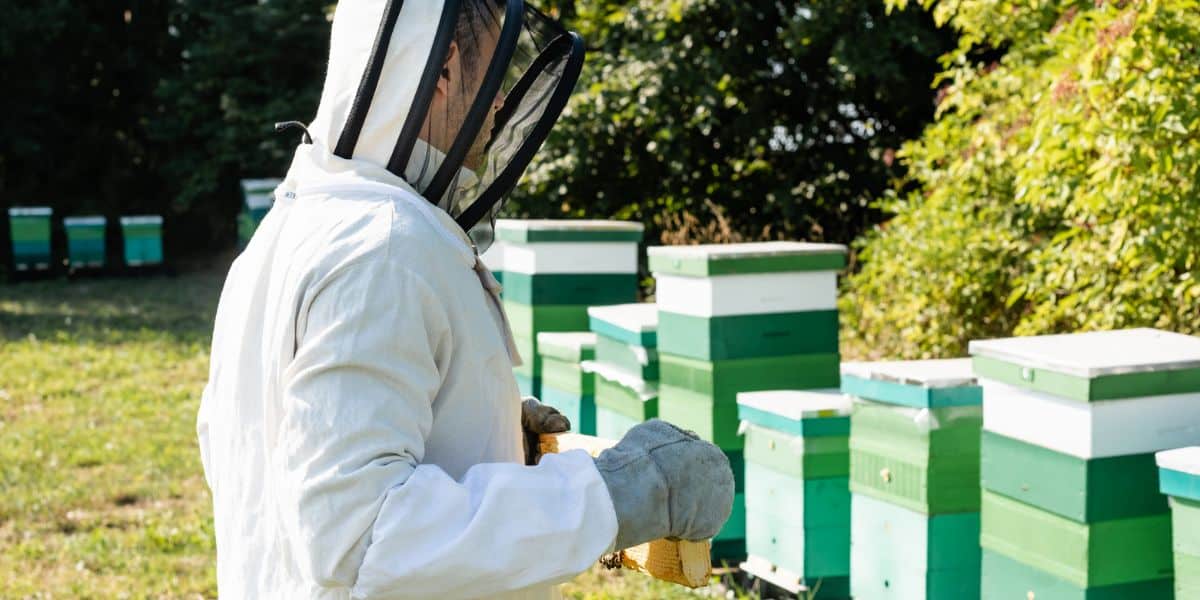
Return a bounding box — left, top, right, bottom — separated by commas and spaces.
305, 0, 584, 250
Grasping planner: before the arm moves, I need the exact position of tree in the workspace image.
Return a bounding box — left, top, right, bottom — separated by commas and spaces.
511, 0, 954, 245
151, 0, 332, 253
842, 0, 1200, 359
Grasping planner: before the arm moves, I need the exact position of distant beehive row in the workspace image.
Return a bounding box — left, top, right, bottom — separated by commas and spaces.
7, 207, 163, 273
483, 219, 1200, 599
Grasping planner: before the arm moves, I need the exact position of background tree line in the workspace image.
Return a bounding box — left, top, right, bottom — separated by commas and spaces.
5, 0, 1194, 358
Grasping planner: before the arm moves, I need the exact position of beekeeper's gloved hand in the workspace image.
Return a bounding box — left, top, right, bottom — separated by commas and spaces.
594, 419, 734, 551
522, 396, 571, 465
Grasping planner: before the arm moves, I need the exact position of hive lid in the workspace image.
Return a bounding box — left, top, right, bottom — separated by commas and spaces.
120, 215, 163, 226
588, 303, 657, 347
8, 207, 52, 217
841, 359, 981, 408
63, 216, 106, 226
495, 219, 644, 243
1157, 447, 1200, 502
240, 178, 282, 194
536, 332, 596, 363
969, 328, 1200, 401
736, 389, 850, 437
647, 241, 847, 277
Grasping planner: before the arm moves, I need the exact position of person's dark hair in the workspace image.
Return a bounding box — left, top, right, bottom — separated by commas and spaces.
455, 0, 505, 77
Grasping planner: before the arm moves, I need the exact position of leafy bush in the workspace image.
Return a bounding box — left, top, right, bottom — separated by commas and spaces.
843, 0, 1200, 359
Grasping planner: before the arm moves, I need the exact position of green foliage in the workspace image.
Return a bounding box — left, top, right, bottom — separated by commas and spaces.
513, 0, 953, 244
843, 0, 1200, 359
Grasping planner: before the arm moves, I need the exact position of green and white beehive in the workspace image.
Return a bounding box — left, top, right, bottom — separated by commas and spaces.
535, 332, 596, 436
238, 178, 280, 249
582, 304, 659, 441
120, 216, 164, 267
9, 207, 53, 271
1157, 447, 1200, 600
497, 219, 643, 397
737, 390, 852, 598
970, 329, 1200, 599
650, 241, 847, 563
64, 216, 106, 269
841, 359, 983, 600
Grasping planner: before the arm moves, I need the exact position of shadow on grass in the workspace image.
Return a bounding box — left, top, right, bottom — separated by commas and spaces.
0, 262, 228, 345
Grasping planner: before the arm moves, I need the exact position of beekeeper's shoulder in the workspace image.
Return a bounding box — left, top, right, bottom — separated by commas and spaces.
381, 187, 477, 276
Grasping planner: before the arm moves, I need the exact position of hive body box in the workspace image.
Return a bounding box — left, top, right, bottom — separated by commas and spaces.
1157, 447, 1200, 599
651, 242, 847, 564
841, 359, 983, 600
64, 216, 106, 269
120, 216, 164, 267
498, 219, 643, 397
536, 332, 597, 436
9, 207, 53, 271
737, 390, 852, 597
584, 304, 660, 441
238, 179, 280, 249
970, 329, 1200, 598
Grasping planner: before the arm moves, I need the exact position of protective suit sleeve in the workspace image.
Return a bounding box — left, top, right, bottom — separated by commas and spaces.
278, 257, 619, 599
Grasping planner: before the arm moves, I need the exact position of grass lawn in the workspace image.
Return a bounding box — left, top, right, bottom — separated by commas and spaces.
0, 264, 742, 598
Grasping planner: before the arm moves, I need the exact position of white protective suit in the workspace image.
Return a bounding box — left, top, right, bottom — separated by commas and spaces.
196, 2, 617, 599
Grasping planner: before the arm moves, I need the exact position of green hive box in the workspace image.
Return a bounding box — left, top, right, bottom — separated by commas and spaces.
9, 207, 53, 271
979, 490, 1174, 589
968, 328, 1200, 403
840, 358, 982, 409
983, 431, 1166, 522
1157, 447, 1200, 598
981, 548, 1173, 600
588, 303, 659, 380
849, 398, 982, 515
238, 178, 279, 249
589, 369, 656, 441
63, 216, 106, 269
120, 215, 164, 267
495, 219, 641, 305
506, 302, 592, 398
648, 242, 845, 361
536, 332, 596, 435
502, 272, 638, 305
851, 493, 981, 600
738, 390, 851, 589
495, 218, 645, 244
660, 352, 841, 405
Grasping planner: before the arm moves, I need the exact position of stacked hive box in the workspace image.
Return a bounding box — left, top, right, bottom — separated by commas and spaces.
120, 216, 164, 267
649, 241, 847, 562
64, 216, 107, 269
497, 219, 643, 398
583, 304, 659, 440
9, 207, 53, 272
970, 328, 1200, 599
1157, 447, 1200, 599
737, 390, 852, 598
536, 332, 597, 436
239, 179, 280, 249
841, 359, 983, 599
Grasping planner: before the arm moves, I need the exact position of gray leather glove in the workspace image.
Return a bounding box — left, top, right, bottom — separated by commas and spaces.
522, 396, 570, 465
594, 419, 735, 551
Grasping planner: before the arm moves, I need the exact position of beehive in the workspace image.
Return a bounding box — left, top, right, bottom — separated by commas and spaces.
238, 178, 279, 249
1157, 447, 1200, 599
120, 215, 163, 267
737, 390, 851, 597
535, 332, 596, 436
841, 359, 982, 600
651, 241, 847, 564
64, 216, 106, 269
8, 207, 52, 271
970, 329, 1200, 598
498, 219, 642, 397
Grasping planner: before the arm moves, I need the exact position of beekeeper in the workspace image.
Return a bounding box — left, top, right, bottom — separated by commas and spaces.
196, 1, 735, 598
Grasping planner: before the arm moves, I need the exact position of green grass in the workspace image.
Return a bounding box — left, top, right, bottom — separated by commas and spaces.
0, 266, 736, 598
